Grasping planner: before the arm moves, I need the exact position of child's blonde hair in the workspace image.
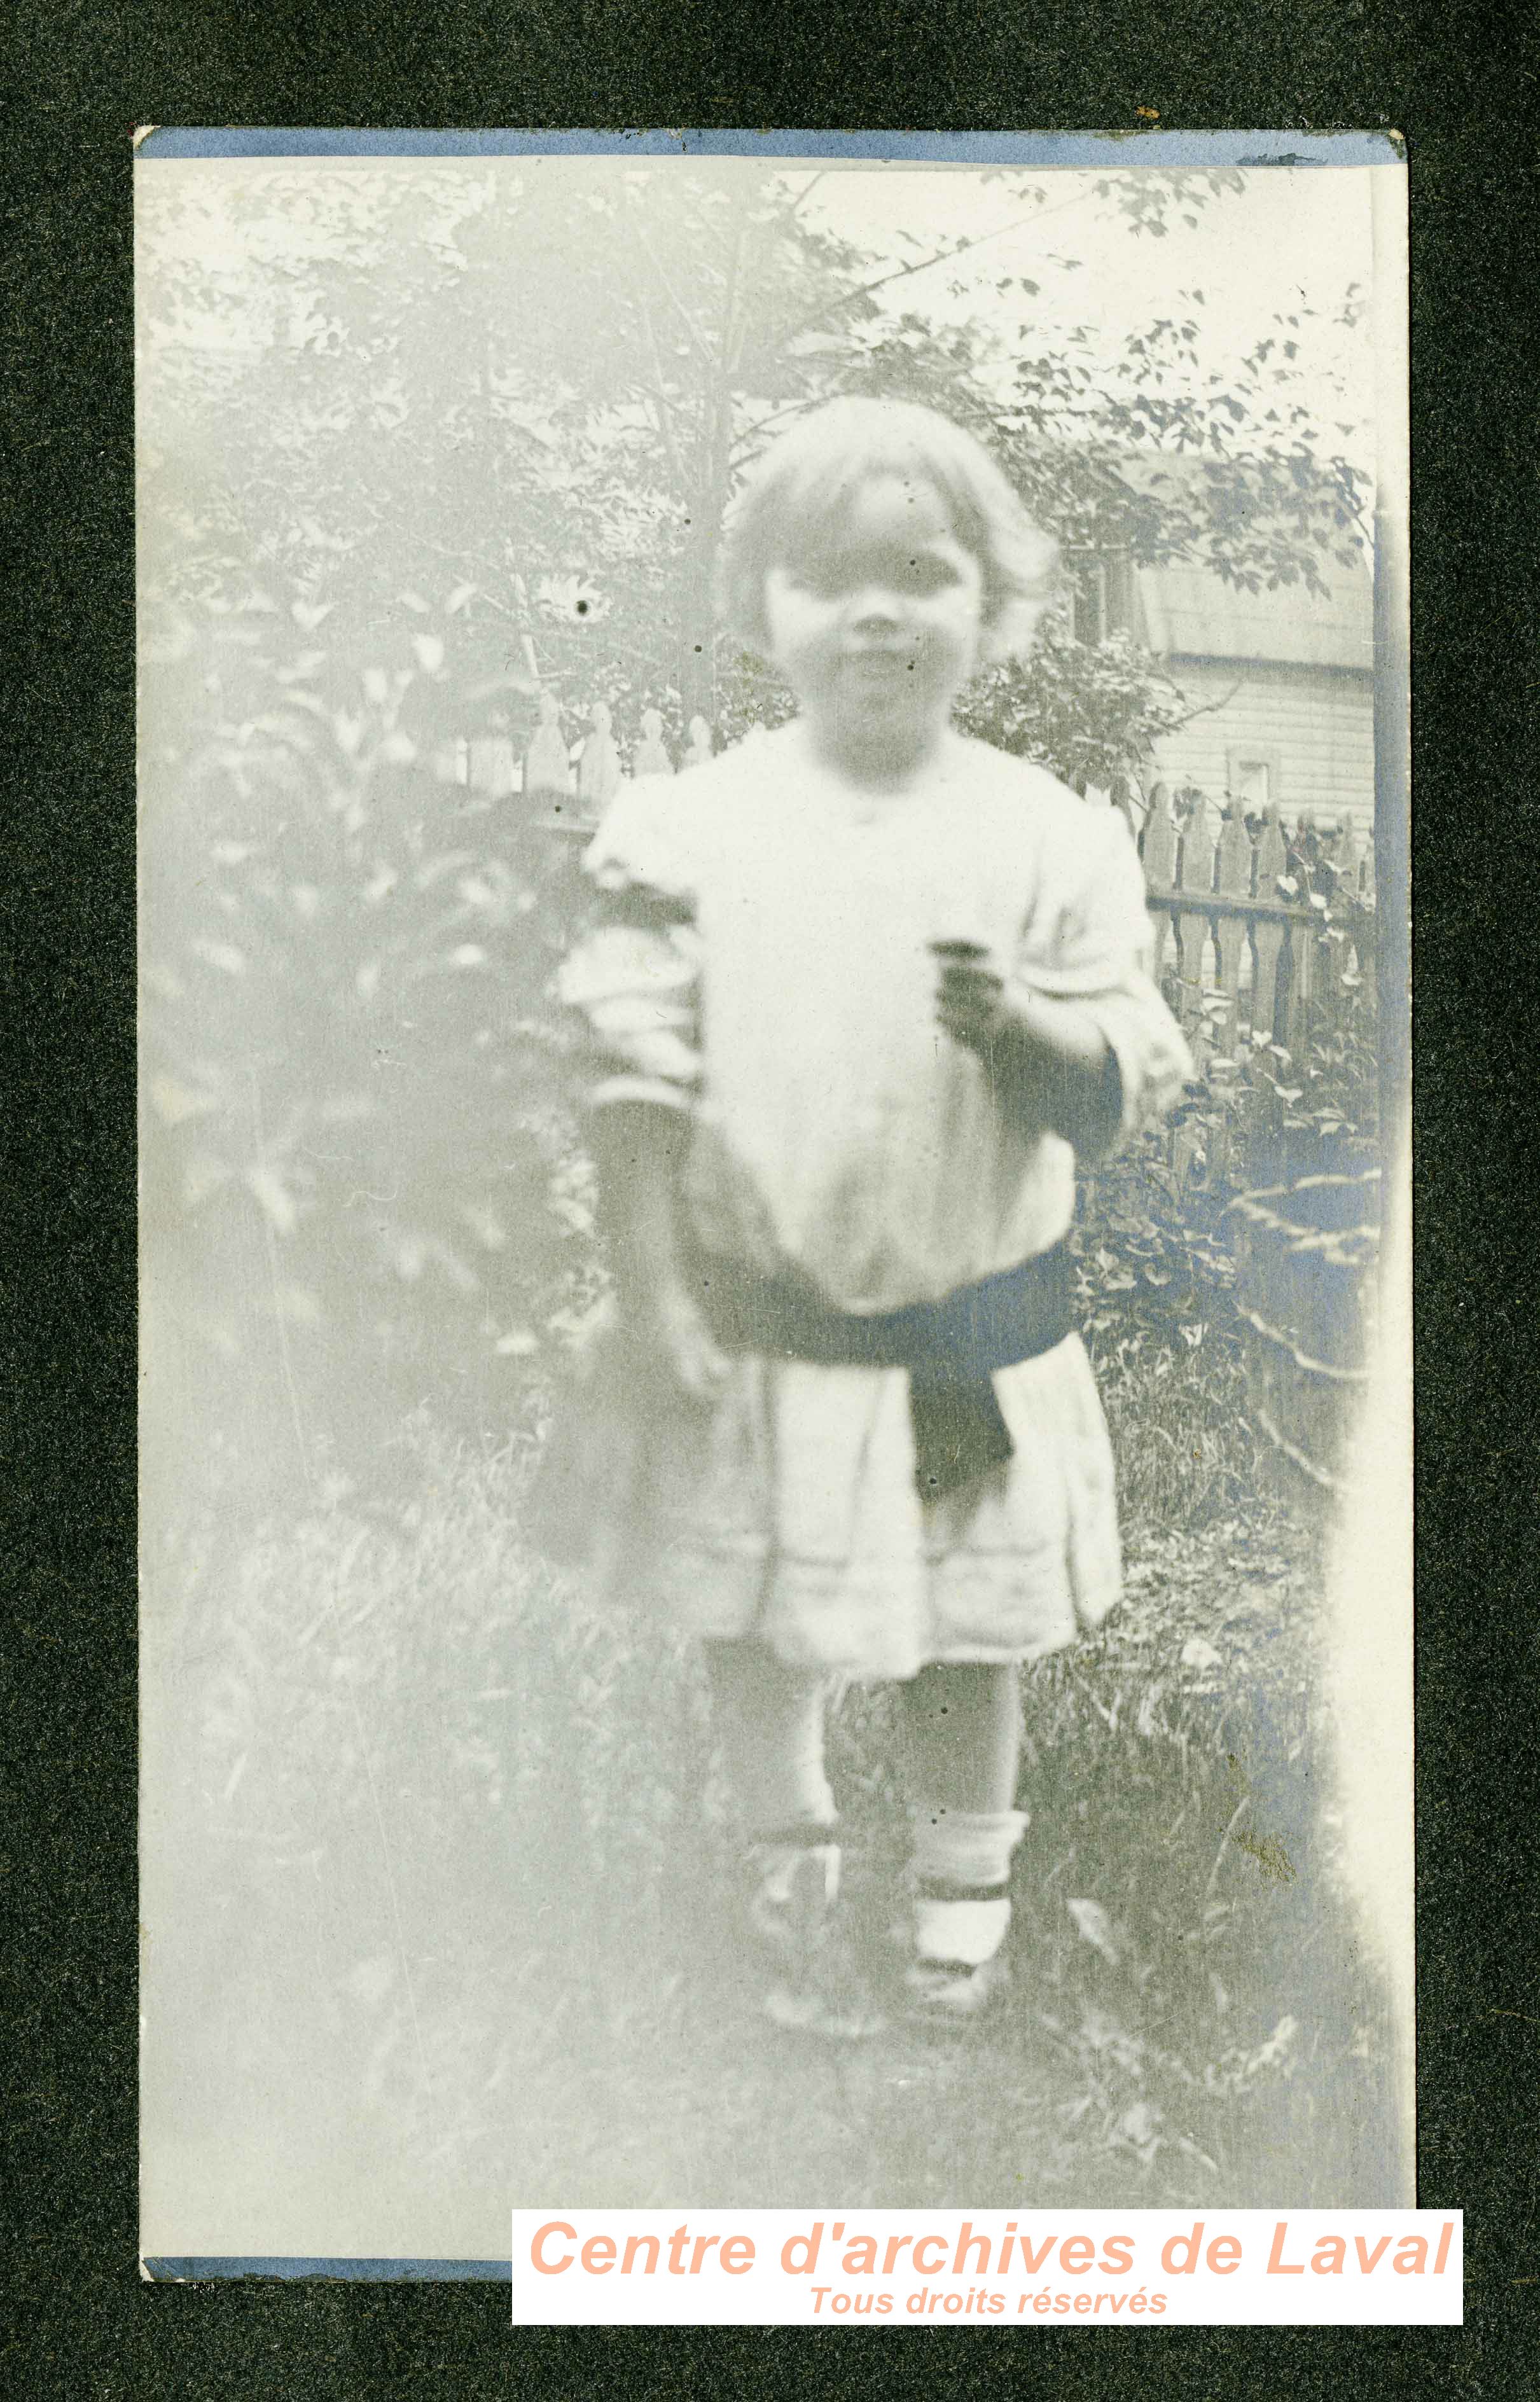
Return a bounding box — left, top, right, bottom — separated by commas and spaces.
720, 396, 1060, 665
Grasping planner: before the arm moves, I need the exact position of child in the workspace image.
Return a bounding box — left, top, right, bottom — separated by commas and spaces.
550, 398, 1192, 2031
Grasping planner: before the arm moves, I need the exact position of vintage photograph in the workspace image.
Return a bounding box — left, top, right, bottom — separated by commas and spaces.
137, 135, 1410, 2268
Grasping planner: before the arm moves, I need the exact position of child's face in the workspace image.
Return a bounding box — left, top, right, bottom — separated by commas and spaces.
762, 475, 986, 768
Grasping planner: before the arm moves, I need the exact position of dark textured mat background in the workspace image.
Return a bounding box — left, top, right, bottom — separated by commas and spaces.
5, 6, 1536, 2393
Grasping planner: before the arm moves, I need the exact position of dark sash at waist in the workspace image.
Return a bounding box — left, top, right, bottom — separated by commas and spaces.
702, 1242, 1073, 1378
698, 1245, 1076, 1500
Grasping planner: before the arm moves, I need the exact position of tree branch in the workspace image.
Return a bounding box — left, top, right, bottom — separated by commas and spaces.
640, 364, 692, 497
776, 188, 1091, 348
728, 391, 823, 466
631, 214, 717, 365
1162, 676, 1249, 730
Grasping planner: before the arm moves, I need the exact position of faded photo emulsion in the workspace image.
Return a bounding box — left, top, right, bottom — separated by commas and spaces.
137, 134, 1410, 2276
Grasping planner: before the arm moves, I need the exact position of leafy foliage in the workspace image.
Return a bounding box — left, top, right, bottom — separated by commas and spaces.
955, 615, 1193, 793
1071, 864, 1380, 1518
140, 159, 1369, 766
141, 588, 597, 1503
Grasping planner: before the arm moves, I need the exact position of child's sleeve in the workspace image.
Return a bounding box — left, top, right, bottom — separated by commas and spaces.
557, 780, 704, 1114
1011, 804, 1194, 1141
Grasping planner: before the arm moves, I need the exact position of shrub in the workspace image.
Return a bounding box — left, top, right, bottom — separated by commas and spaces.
141, 588, 595, 1507
1072, 869, 1380, 1527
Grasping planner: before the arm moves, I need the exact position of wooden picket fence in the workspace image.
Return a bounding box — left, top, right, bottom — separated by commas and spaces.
1112, 777, 1381, 1499
476, 704, 1375, 1068
1123, 780, 1375, 1073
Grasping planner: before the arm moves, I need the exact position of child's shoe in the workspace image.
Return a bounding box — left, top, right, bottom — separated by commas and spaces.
904, 1948, 1011, 2024
746, 1824, 840, 1956
903, 1878, 1013, 2027
744, 1826, 885, 2039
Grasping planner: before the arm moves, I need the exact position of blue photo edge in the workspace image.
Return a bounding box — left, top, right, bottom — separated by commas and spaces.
135, 127, 1402, 167
142, 2256, 512, 2282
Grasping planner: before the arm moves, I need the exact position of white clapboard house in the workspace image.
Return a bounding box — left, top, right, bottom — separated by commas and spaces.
1073, 537, 1375, 835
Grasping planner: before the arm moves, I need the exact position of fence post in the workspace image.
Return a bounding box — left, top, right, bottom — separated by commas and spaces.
466, 737, 517, 796
1286, 884, 1317, 1059
1141, 782, 1178, 989
1330, 815, 1362, 896
1213, 807, 1252, 1052
1176, 793, 1216, 1076
576, 702, 622, 826
1251, 806, 1291, 1041
523, 690, 572, 810
632, 707, 676, 779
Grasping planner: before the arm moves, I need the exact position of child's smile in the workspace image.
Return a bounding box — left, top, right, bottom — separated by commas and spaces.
763, 475, 986, 781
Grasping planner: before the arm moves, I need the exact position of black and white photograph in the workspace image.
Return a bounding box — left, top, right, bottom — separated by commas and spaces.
136, 131, 1410, 2273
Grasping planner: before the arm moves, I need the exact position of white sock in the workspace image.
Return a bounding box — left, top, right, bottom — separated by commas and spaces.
913, 1893, 1011, 1969
910, 1807, 1027, 1967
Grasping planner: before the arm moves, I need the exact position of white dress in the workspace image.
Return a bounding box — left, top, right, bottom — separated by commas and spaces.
552, 721, 1193, 1681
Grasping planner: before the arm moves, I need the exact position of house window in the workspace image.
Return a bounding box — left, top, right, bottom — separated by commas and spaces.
1226, 746, 1282, 811
1070, 549, 1135, 646
1072, 558, 1109, 647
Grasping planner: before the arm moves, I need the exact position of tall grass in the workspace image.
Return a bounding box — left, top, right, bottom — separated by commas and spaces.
1093, 1317, 1261, 1538
143, 1364, 1403, 2258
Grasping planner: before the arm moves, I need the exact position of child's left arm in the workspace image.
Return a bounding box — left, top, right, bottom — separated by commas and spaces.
938, 805, 1193, 1161
936, 966, 1127, 1159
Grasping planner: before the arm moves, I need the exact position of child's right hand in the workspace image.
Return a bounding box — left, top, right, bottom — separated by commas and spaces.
634, 1272, 732, 1405
589, 1099, 729, 1401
